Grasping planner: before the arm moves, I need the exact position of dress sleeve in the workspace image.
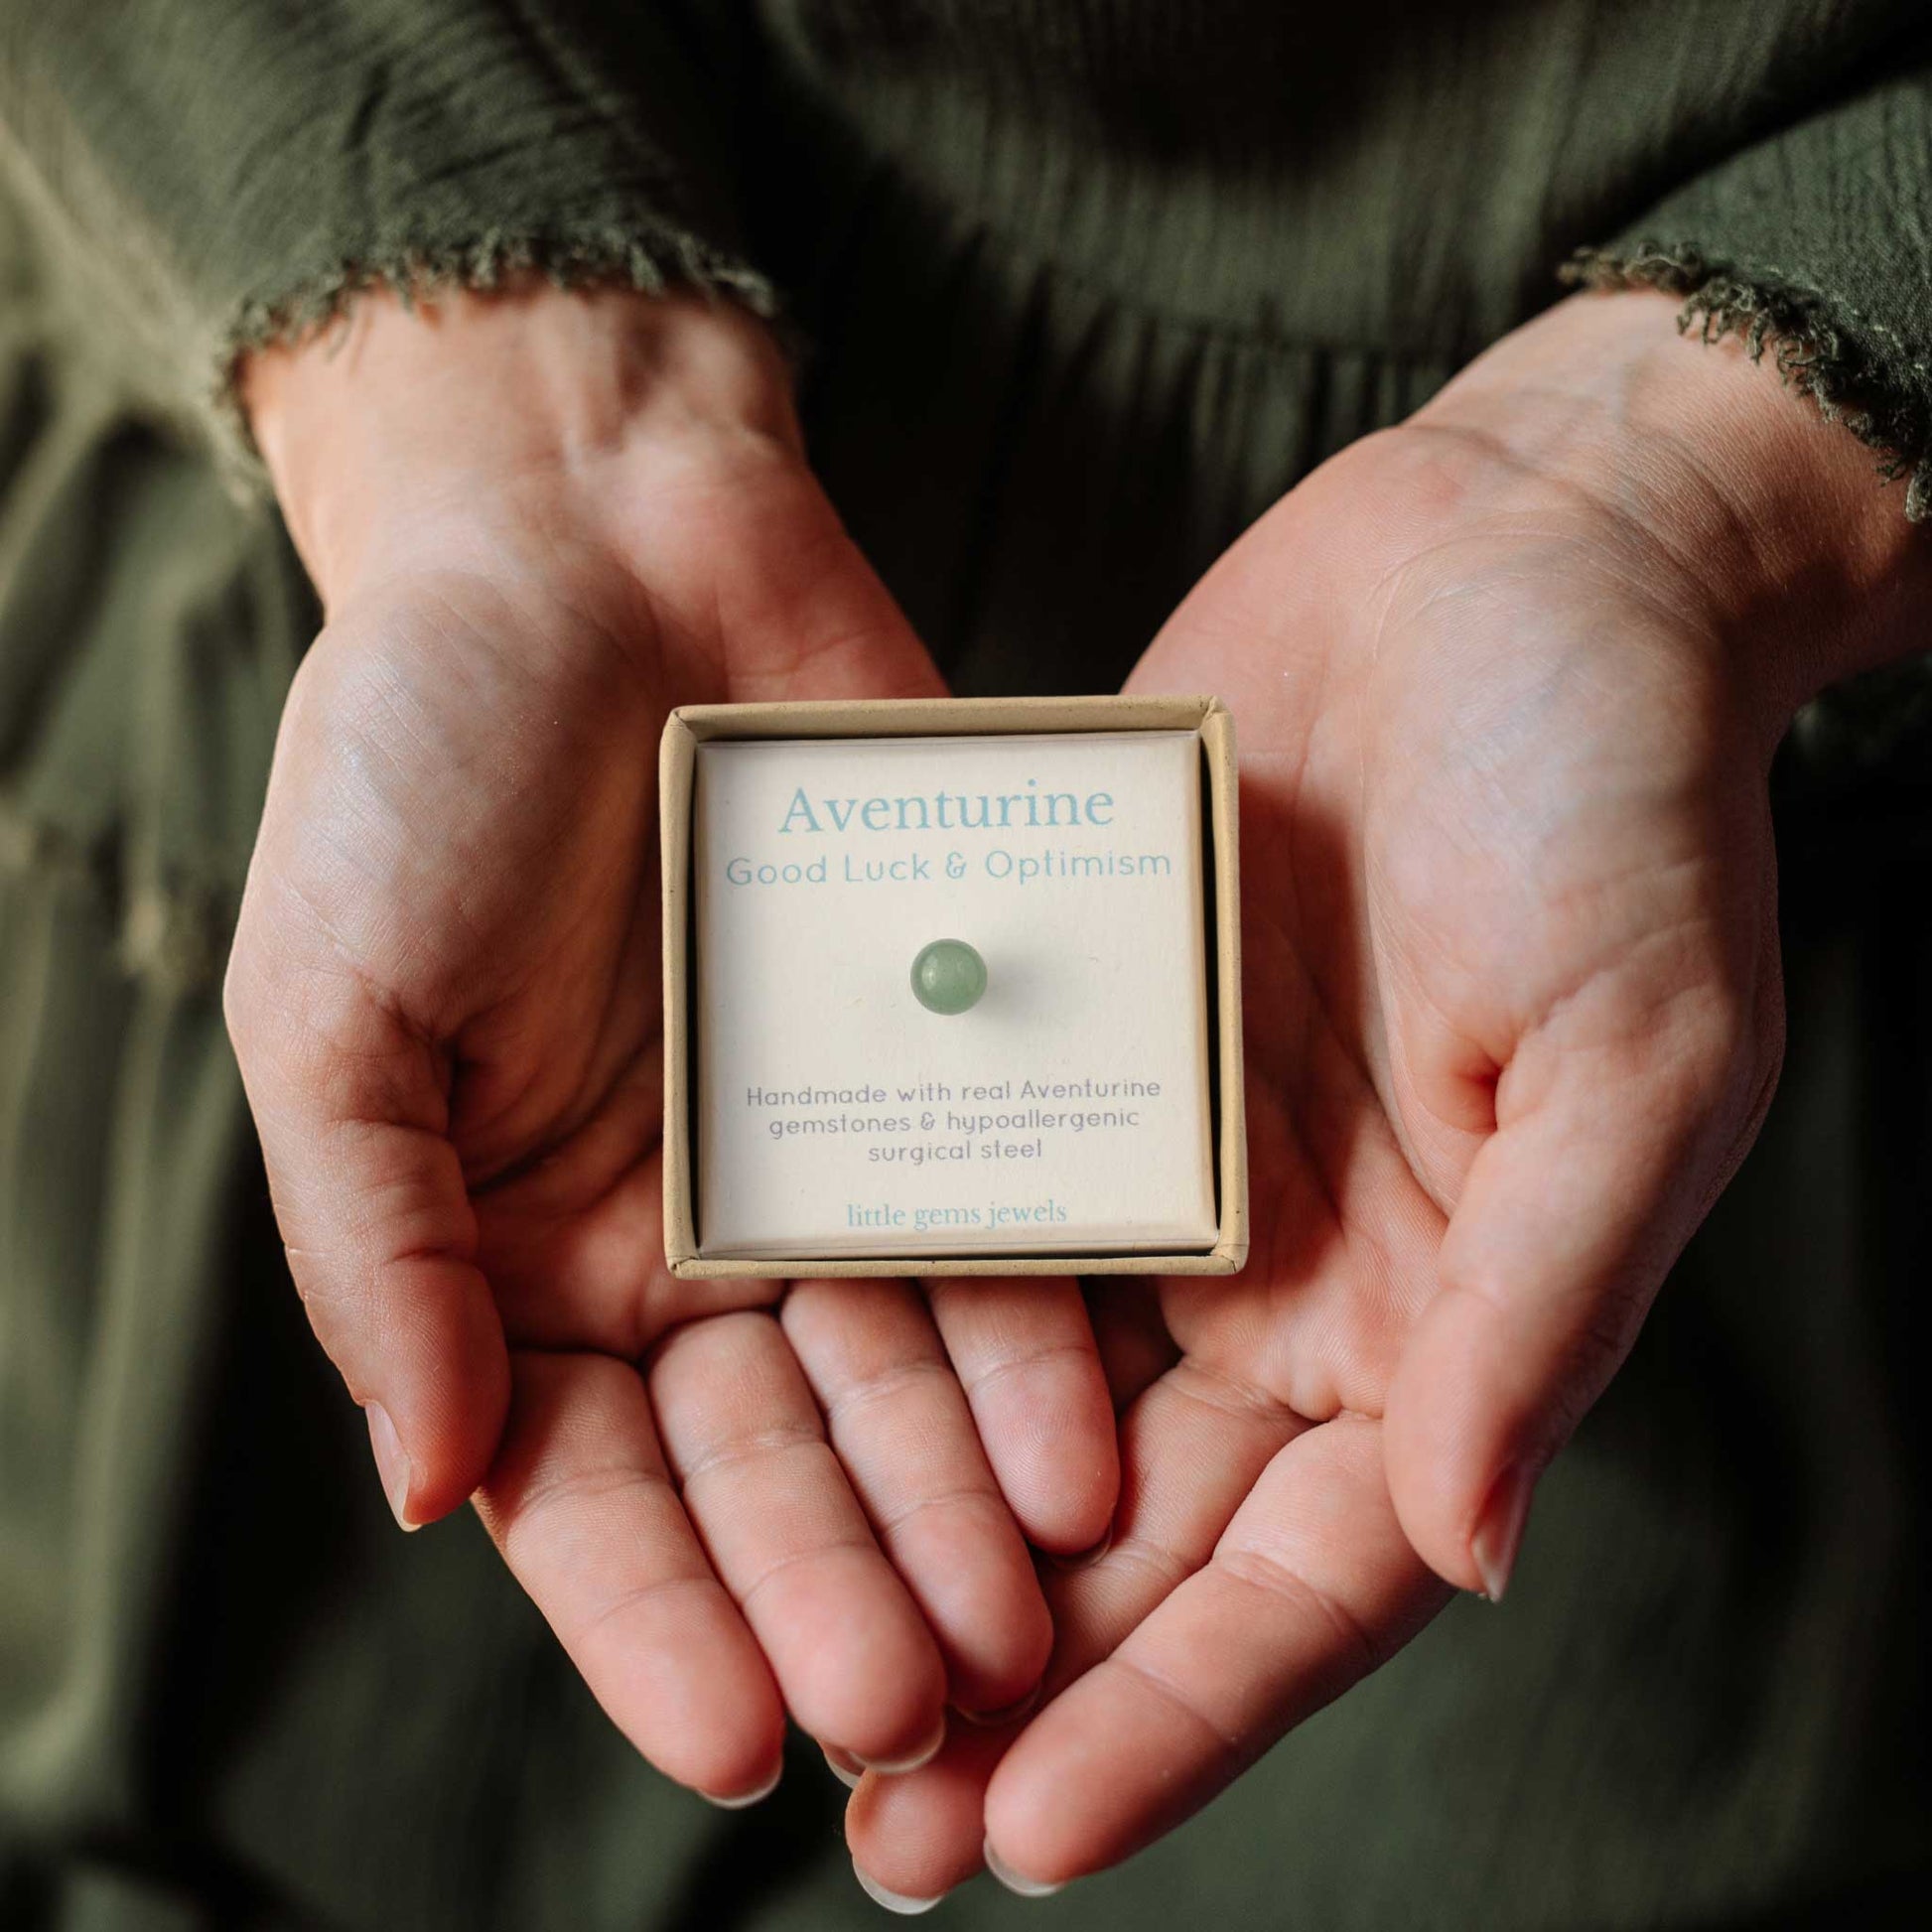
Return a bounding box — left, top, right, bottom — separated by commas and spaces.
1563, 57, 1932, 521
0, 0, 775, 470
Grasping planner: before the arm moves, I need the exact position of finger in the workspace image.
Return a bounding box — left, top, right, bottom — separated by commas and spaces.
982, 1416, 1447, 1888
1384, 984, 1772, 1599
473, 1349, 785, 1802
649, 1310, 950, 1767
653, 464, 949, 707
924, 1279, 1120, 1554
844, 1352, 1299, 1901
224, 910, 507, 1526
846, 1725, 1014, 1908
781, 1280, 1052, 1717
1084, 1280, 1180, 1412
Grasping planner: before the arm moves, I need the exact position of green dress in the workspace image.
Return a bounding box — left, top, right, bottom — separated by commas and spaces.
2, 5, 1928, 1926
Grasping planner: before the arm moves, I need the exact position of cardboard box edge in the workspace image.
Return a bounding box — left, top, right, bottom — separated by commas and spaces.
1200, 705, 1250, 1274
670, 1250, 1239, 1280
660, 714, 699, 1266
668, 693, 1214, 741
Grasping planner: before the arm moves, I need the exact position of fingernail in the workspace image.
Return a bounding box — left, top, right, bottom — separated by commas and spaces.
857, 1714, 946, 1775
956, 1682, 1042, 1726
701, 1764, 781, 1810
984, 1838, 1064, 1898
364, 1403, 418, 1531
852, 1861, 944, 1915
823, 1744, 864, 1790
1472, 1461, 1535, 1602
1044, 1527, 1113, 1573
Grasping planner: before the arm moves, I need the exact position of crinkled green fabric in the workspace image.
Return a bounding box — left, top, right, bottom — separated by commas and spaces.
1, 5, 1929, 1929
1566, 49, 1932, 519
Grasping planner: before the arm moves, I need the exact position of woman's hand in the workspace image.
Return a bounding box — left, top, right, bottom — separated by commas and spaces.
846, 289, 1930, 1898
224, 285, 1117, 1805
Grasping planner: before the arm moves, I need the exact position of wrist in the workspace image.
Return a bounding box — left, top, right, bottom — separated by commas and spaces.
243, 280, 800, 609
1412, 291, 1930, 735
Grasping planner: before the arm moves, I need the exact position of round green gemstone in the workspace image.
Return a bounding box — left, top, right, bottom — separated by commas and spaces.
910, 938, 987, 1016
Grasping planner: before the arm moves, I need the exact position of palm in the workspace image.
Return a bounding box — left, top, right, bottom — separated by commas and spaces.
848, 414, 1784, 1892
1171, 460, 1779, 1391
274, 547, 670, 1313
1157, 769, 1441, 1421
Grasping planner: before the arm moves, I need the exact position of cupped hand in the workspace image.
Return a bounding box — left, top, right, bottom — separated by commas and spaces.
847, 289, 1930, 1897
223, 286, 1117, 1805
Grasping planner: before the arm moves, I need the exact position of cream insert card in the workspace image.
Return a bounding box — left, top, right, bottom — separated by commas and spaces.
693, 731, 1217, 1259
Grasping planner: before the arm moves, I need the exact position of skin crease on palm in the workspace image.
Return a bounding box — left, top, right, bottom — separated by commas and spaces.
226, 281, 1927, 1893
226, 285, 1121, 1806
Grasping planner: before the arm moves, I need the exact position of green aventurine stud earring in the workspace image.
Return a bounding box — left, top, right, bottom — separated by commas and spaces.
910, 938, 987, 1016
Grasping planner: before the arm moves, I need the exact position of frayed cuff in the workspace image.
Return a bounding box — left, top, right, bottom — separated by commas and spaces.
1561, 242, 1932, 523
208, 221, 782, 497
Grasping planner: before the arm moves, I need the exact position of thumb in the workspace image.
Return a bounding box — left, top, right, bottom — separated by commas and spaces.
1382, 982, 1779, 1599
707, 475, 949, 707
224, 879, 510, 1530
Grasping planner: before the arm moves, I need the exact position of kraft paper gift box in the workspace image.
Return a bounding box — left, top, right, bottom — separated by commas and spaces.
660, 694, 1247, 1278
